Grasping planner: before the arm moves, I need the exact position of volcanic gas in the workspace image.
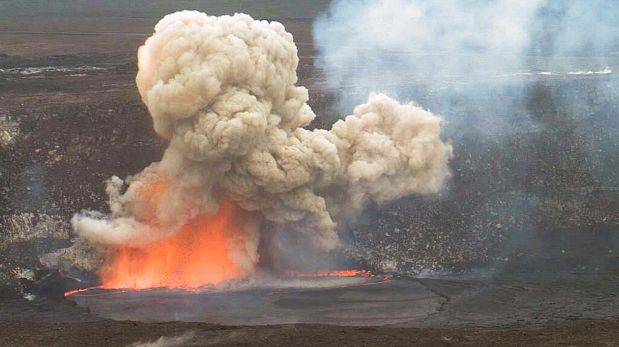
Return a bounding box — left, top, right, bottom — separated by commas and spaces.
68, 10, 452, 290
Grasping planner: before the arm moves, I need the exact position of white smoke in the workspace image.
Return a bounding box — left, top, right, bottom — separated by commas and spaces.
130, 331, 195, 347
72, 11, 451, 273
313, 0, 618, 128
313, 0, 543, 92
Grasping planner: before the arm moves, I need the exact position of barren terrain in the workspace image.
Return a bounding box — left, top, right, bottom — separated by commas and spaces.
1, 2, 617, 345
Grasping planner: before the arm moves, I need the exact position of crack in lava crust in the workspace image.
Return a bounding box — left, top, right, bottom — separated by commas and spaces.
65, 270, 391, 297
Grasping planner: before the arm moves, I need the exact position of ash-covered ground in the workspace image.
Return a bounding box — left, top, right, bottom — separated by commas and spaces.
1, 1, 618, 345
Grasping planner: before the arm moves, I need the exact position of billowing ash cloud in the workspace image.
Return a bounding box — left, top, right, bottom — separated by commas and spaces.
72, 11, 451, 272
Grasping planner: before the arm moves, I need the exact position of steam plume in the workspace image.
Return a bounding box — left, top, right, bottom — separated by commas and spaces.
71, 11, 451, 277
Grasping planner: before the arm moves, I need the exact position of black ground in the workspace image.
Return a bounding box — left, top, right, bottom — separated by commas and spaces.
1, 1, 617, 346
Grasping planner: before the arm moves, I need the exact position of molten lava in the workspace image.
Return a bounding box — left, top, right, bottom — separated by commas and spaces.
78, 180, 384, 293
287, 269, 375, 278
100, 200, 251, 290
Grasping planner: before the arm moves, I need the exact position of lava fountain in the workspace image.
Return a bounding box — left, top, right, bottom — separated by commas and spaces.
100, 200, 251, 290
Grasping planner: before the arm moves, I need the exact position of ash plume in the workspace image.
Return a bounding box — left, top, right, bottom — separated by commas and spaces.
71, 11, 451, 276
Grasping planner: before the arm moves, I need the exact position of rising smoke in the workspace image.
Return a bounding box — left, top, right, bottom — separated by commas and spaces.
313, 0, 543, 121
313, 0, 618, 273
70, 11, 452, 281
313, 0, 618, 135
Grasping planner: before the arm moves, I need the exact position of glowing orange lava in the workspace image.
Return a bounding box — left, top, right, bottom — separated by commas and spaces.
63, 287, 94, 297
100, 200, 251, 290
286, 269, 388, 279
65, 180, 387, 295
